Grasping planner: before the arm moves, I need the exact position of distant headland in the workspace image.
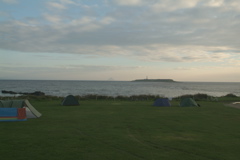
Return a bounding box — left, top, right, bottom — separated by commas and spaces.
132, 79, 176, 82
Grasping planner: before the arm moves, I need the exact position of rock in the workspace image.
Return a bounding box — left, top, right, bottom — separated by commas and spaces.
2, 90, 17, 94
1, 90, 45, 96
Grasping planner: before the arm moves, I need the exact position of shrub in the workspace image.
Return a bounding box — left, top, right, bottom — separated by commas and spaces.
224, 93, 238, 97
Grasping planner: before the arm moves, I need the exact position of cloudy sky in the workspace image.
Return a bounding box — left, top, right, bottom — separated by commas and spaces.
0, 0, 240, 82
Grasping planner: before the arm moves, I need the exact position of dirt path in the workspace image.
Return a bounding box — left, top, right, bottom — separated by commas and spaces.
225, 102, 240, 109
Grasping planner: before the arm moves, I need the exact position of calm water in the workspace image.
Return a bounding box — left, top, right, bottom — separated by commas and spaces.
0, 80, 239, 97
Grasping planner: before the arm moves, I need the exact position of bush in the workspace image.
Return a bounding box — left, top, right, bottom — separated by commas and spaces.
175, 93, 212, 101
224, 93, 238, 97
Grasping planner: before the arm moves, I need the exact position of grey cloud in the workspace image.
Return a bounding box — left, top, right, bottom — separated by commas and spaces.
0, 64, 139, 76
1, 0, 18, 4
0, 0, 240, 60
65, 64, 139, 72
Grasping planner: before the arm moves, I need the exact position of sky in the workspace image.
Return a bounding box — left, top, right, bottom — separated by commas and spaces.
0, 0, 240, 82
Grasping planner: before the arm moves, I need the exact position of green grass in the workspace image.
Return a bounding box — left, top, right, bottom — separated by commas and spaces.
1, 99, 240, 160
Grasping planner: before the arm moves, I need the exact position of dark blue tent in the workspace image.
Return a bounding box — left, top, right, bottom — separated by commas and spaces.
62, 95, 79, 106
153, 98, 171, 107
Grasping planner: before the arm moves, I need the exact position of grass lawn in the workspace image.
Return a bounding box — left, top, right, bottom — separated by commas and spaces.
1, 99, 240, 160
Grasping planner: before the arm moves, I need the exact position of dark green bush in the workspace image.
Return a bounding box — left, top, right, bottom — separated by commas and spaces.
224, 93, 238, 97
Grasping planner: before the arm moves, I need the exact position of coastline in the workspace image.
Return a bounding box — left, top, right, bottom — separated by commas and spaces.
0, 80, 239, 97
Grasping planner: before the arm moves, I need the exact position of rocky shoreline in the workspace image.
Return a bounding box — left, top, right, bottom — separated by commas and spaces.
2, 90, 45, 96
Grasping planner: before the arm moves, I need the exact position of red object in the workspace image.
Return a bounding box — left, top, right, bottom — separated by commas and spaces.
17, 108, 27, 119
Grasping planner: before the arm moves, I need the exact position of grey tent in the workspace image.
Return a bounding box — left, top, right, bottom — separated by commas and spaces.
0, 99, 42, 118
180, 98, 199, 107
62, 95, 79, 106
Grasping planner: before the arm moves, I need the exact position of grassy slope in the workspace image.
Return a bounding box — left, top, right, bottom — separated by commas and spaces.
1, 100, 240, 160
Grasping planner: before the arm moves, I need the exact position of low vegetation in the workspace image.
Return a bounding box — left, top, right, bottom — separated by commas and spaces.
0, 95, 240, 160
1, 93, 239, 101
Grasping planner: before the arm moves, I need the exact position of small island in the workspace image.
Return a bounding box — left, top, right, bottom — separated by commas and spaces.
132, 79, 176, 82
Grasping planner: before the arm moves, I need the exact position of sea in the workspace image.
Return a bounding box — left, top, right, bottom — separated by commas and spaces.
0, 80, 239, 98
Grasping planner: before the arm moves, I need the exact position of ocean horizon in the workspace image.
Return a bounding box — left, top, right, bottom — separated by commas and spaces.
0, 80, 239, 98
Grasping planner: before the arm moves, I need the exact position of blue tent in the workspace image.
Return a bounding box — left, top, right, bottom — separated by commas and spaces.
0, 100, 42, 120
153, 98, 171, 107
